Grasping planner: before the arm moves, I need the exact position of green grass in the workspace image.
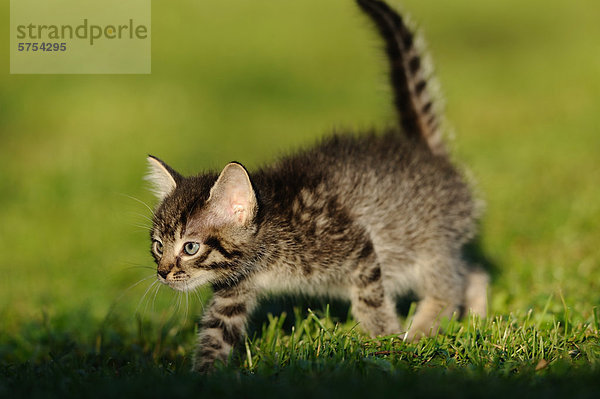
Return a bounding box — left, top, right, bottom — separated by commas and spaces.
1, 307, 599, 398
1, 0, 600, 397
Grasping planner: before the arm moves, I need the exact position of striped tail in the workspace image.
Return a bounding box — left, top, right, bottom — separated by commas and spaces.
357, 0, 446, 156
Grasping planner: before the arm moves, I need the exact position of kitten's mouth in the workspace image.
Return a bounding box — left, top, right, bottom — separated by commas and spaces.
158, 277, 189, 292
158, 274, 207, 292
167, 281, 188, 292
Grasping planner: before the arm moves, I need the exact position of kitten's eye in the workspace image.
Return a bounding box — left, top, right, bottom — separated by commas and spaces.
153, 240, 163, 255
183, 242, 200, 256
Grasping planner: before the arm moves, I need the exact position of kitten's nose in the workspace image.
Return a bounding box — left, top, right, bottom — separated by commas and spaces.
157, 269, 169, 279
157, 264, 173, 279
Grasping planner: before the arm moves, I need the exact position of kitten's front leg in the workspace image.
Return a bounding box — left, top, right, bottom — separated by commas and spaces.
350, 246, 401, 336
192, 284, 257, 373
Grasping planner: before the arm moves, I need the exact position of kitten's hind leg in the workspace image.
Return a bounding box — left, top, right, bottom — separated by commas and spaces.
465, 266, 489, 318
404, 296, 458, 342
404, 254, 465, 342
350, 245, 401, 336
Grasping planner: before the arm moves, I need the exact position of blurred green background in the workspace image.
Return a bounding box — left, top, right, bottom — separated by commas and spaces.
0, 0, 598, 344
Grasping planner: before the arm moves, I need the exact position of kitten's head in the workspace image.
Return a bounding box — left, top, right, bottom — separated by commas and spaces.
145, 156, 258, 292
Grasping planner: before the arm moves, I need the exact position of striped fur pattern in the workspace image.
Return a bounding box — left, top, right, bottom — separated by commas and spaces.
145, 0, 487, 373
357, 0, 446, 155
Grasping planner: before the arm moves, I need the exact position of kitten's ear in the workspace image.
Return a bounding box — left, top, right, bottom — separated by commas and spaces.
145, 155, 181, 202
207, 162, 257, 226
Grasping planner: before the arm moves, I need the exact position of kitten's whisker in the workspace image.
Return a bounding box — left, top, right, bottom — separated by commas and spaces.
168, 290, 177, 309
192, 287, 202, 303
120, 193, 156, 218
126, 273, 156, 290
144, 281, 161, 317
125, 219, 151, 227
177, 291, 183, 317
122, 264, 155, 271
152, 281, 162, 310
136, 280, 159, 316
133, 212, 154, 225
184, 282, 190, 321
121, 260, 153, 267
171, 290, 182, 316
193, 288, 206, 314
131, 223, 152, 230
115, 274, 156, 306
132, 229, 152, 234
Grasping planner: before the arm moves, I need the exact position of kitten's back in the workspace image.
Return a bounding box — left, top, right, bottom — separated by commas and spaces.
257, 131, 475, 254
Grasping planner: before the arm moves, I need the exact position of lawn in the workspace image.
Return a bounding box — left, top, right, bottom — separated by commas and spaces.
1, 0, 599, 397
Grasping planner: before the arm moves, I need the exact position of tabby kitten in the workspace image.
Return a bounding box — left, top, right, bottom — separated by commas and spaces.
145, 0, 488, 373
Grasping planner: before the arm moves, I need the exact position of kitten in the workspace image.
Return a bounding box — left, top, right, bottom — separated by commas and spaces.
145, 0, 488, 373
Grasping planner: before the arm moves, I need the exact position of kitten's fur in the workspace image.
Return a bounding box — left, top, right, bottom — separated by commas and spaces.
145, 0, 488, 373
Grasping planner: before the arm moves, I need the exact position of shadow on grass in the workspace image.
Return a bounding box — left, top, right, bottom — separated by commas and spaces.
2, 355, 600, 399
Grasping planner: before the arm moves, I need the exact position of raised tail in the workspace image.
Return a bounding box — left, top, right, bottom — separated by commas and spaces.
357, 0, 446, 156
